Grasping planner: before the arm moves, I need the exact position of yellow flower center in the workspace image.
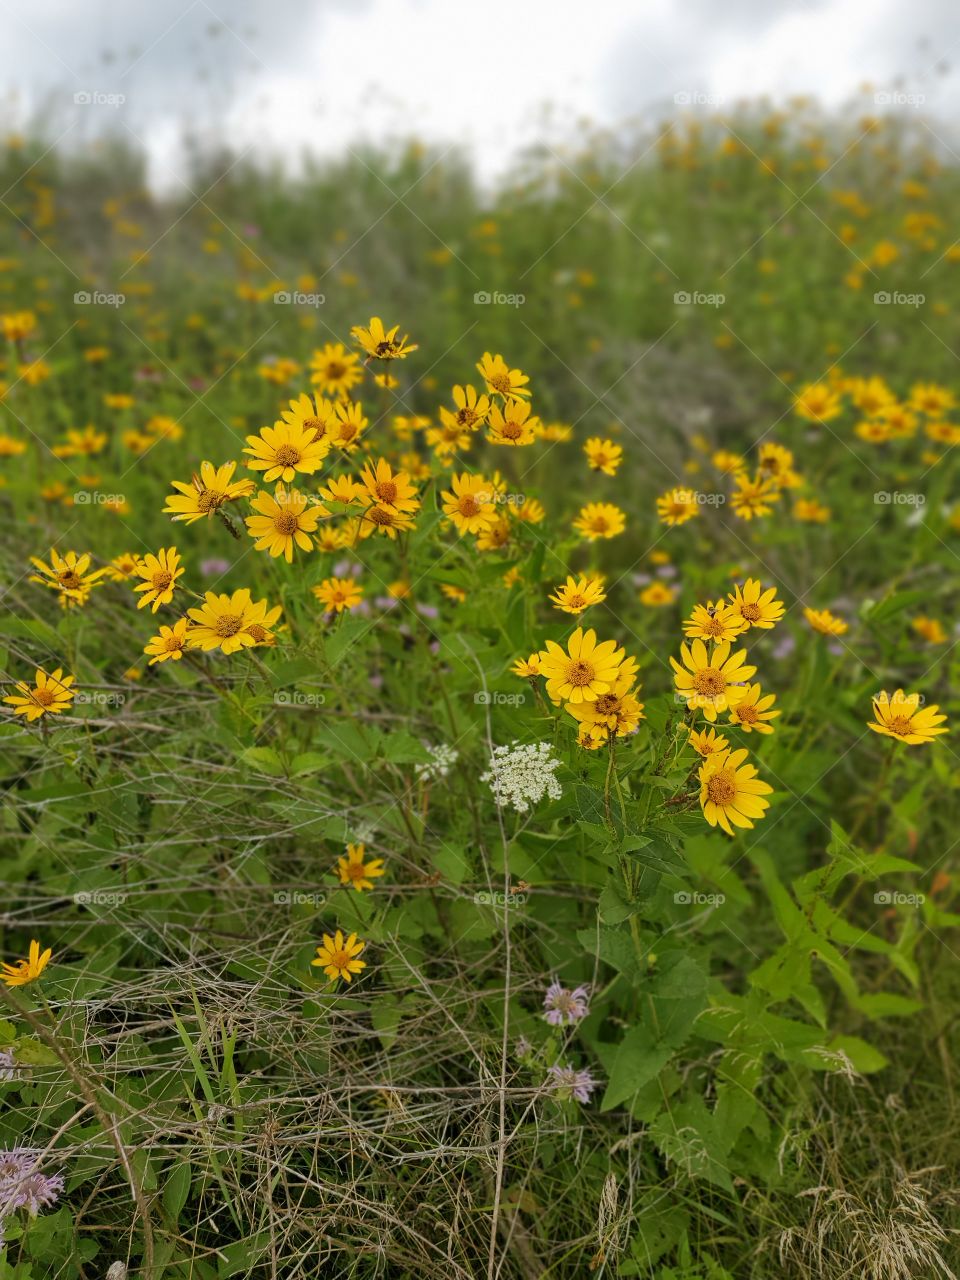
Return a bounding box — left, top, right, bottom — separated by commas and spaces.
303, 417, 327, 440
593, 692, 620, 714
245, 623, 269, 643
567, 660, 596, 688
196, 488, 224, 513
590, 517, 610, 533
693, 668, 725, 697
274, 444, 301, 466
736, 704, 759, 723
499, 420, 523, 440
375, 340, 399, 357
329, 948, 351, 968
887, 714, 914, 736
338, 422, 358, 442
367, 507, 394, 526
345, 862, 367, 882
164, 634, 184, 652
457, 408, 478, 428
702, 614, 727, 636
566, 594, 587, 610
706, 772, 737, 805
458, 495, 480, 517
32, 687, 56, 706
58, 570, 83, 590
152, 570, 172, 590
375, 480, 398, 503
214, 613, 244, 638
739, 602, 761, 621
325, 361, 346, 379
489, 373, 512, 394
274, 510, 300, 535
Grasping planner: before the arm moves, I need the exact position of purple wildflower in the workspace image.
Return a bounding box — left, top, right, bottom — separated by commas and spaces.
546, 1063, 599, 1104
543, 980, 590, 1026
199, 557, 231, 578
0, 1147, 64, 1217
0, 1047, 16, 1081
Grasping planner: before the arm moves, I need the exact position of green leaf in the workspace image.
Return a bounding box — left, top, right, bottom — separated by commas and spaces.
599, 1029, 672, 1110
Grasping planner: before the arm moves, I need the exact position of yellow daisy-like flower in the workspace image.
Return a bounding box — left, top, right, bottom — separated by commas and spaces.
656, 487, 700, 526
277, 391, 339, 451
584, 437, 623, 476
537, 626, 625, 705
132, 547, 184, 613
144, 617, 189, 665
107, 552, 141, 581
909, 381, 954, 416
440, 384, 491, 433
351, 505, 417, 541
793, 499, 831, 523
726, 683, 780, 733
639, 582, 676, 607
730, 472, 781, 520
310, 342, 363, 397
804, 607, 848, 636
441, 473, 498, 534
757, 442, 801, 489
245, 484, 323, 562
511, 653, 541, 678
683, 601, 747, 643
4, 667, 76, 722
476, 352, 530, 400
441, 583, 467, 603
794, 382, 842, 423
320, 475, 365, 506
163, 460, 255, 525
336, 843, 385, 892
573, 502, 626, 540
868, 689, 948, 745
359, 458, 420, 513
486, 398, 539, 446
912, 616, 947, 645
243, 417, 332, 483
351, 316, 417, 361
566, 668, 645, 741
727, 579, 785, 630
313, 577, 364, 613
699, 748, 773, 835
52, 425, 107, 458
312, 930, 367, 983
712, 450, 746, 476
0, 434, 26, 457
475, 515, 511, 552
30, 549, 108, 606
687, 726, 729, 757
186, 589, 279, 654
1, 939, 52, 987
514, 497, 545, 524
670, 639, 755, 722
330, 400, 368, 452
549, 575, 606, 615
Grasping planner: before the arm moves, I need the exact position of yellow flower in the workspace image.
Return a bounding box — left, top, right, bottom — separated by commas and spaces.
352, 504, 416, 541
312, 930, 367, 982
276, 391, 339, 452
566, 667, 644, 741
794, 382, 842, 423
727, 683, 780, 733
727, 579, 784, 629
441, 583, 467, 603
132, 547, 184, 612
53, 425, 107, 458
537, 626, 625, 705
1, 939, 51, 987
868, 689, 948, 745
29, 549, 108, 606
4, 667, 76, 722
730, 472, 781, 520
656, 487, 700, 526
107, 552, 141, 581
573, 502, 625, 540
683, 601, 747, 643
699, 748, 773, 834
359, 458, 420, 513
909, 382, 954, 416
476, 352, 530, 400
511, 653, 541, 678
486, 398, 539, 446
639, 582, 677, 606
687, 726, 729, 757
584, 437, 623, 475
243, 417, 331, 482
186, 589, 280, 654
310, 341, 363, 397
804, 607, 847, 636
330, 400, 368, 452
320, 475, 365, 505
475, 515, 511, 552
245, 484, 324, 561
671, 639, 755, 722
336, 843, 385, 892
514, 497, 545, 524
712, 450, 745, 476
793, 498, 831, 522
351, 316, 417, 361
0, 434, 26, 456
313, 577, 363, 613
549, 575, 606, 615
164, 461, 254, 525
440, 384, 490, 433
144, 618, 189, 665
757, 442, 801, 488
912, 616, 947, 645
441, 473, 498, 535
1, 310, 36, 342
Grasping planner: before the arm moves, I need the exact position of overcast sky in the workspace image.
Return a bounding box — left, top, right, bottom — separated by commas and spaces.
3, 0, 960, 188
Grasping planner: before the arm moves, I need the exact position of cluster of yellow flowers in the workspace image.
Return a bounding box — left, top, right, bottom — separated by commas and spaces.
794, 375, 960, 463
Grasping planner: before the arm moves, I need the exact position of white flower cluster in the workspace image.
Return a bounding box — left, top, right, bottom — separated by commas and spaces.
481, 741, 563, 813
415, 742, 460, 783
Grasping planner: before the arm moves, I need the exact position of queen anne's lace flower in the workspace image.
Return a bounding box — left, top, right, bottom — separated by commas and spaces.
415, 742, 459, 783
481, 741, 563, 813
